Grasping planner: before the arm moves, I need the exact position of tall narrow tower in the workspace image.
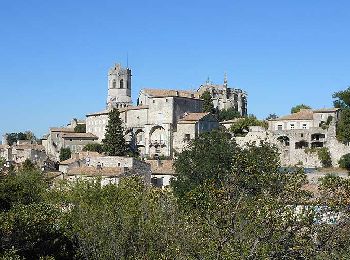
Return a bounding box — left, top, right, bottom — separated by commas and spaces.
106, 63, 132, 109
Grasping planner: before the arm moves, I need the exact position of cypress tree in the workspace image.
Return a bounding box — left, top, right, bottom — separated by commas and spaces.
102, 108, 127, 156
200, 90, 215, 113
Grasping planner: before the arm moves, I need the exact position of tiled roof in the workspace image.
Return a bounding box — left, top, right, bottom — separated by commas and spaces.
67, 166, 123, 177
50, 127, 75, 132
13, 144, 45, 150
273, 109, 313, 121
142, 89, 200, 99
86, 106, 149, 117
60, 151, 102, 165
62, 133, 98, 139
179, 112, 210, 122
313, 108, 340, 113
146, 160, 175, 175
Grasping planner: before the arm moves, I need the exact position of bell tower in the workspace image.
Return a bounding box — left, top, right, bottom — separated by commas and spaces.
107, 63, 132, 109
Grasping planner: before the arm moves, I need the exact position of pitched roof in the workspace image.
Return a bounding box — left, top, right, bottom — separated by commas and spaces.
274, 109, 314, 121
146, 160, 175, 175
313, 108, 340, 113
13, 144, 45, 151
50, 127, 75, 132
86, 105, 149, 117
67, 166, 123, 177
61, 133, 98, 139
142, 89, 200, 99
179, 112, 210, 122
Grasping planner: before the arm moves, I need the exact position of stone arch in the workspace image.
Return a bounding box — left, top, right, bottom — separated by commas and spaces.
149, 126, 166, 145
120, 79, 124, 89
135, 129, 144, 144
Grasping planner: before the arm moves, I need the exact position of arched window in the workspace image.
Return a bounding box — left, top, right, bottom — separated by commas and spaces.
120, 79, 124, 89
112, 80, 116, 88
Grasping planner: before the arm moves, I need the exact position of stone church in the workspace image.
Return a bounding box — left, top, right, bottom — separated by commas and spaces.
86, 63, 247, 158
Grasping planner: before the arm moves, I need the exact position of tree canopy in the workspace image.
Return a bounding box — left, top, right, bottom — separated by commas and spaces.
230, 115, 267, 136
200, 90, 215, 113
102, 108, 127, 156
216, 107, 241, 121
74, 124, 86, 133
82, 143, 103, 154
59, 147, 71, 162
333, 87, 350, 143
291, 104, 311, 113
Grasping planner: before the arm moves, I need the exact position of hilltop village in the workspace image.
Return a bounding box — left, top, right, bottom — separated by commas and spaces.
1, 63, 349, 187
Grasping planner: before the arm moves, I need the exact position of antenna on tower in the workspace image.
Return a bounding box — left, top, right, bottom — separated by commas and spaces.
126, 52, 129, 68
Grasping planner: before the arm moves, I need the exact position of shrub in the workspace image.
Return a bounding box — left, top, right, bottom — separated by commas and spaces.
339, 153, 350, 170
317, 147, 332, 168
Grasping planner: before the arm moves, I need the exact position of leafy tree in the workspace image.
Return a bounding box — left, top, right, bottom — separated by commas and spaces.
217, 107, 241, 121
200, 90, 215, 113
333, 86, 350, 109
59, 147, 71, 162
102, 108, 127, 156
317, 147, 332, 168
230, 115, 267, 136
333, 87, 350, 143
74, 124, 86, 133
291, 104, 311, 113
82, 143, 103, 153
24, 131, 36, 142
22, 159, 36, 171
338, 153, 350, 170
266, 113, 278, 120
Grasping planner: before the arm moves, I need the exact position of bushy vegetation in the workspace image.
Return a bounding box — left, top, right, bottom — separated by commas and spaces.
59, 147, 71, 162
291, 104, 311, 113
82, 143, 103, 153
317, 147, 332, 168
216, 107, 241, 121
2, 131, 350, 258
338, 153, 350, 171
230, 115, 267, 136
74, 124, 86, 133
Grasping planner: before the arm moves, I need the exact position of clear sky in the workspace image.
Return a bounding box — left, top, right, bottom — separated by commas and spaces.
1, 0, 349, 138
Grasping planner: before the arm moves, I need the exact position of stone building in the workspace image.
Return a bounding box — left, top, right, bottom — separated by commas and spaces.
44, 127, 98, 161
59, 152, 151, 186
235, 108, 349, 168
86, 63, 221, 159
197, 76, 247, 116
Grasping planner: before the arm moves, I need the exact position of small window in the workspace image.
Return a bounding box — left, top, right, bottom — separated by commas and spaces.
120, 79, 124, 89
165, 98, 168, 102
153, 100, 155, 103
184, 134, 191, 141
290, 124, 295, 129
70, 139, 72, 141
118, 163, 121, 167
277, 125, 282, 130
301, 134, 304, 138
302, 124, 307, 129
112, 80, 116, 88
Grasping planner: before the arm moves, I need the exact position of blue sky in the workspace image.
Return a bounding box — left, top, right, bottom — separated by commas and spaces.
0, 0, 349, 138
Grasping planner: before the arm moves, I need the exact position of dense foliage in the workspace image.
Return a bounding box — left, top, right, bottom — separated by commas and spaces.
291, 104, 311, 113
317, 147, 332, 168
82, 143, 103, 154
5, 131, 36, 146
102, 108, 127, 156
59, 147, 71, 162
200, 90, 215, 113
216, 107, 241, 121
230, 115, 267, 136
333, 87, 350, 143
74, 124, 86, 133
2, 131, 350, 258
338, 153, 350, 171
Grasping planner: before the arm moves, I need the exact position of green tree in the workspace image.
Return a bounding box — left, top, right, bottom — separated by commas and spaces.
59, 147, 71, 162
230, 115, 267, 136
82, 143, 103, 153
200, 90, 215, 113
74, 124, 86, 133
102, 108, 127, 156
338, 153, 350, 171
317, 147, 332, 168
22, 159, 36, 171
217, 107, 241, 121
266, 113, 278, 120
333, 87, 350, 143
291, 104, 311, 113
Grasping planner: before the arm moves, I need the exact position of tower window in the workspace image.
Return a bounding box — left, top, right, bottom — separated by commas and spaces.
120, 79, 124, 89
112, 80, 116, 88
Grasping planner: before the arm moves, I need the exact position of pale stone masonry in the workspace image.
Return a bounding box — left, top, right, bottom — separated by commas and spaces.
86, 63, 226, 159
235, 108, 350, 168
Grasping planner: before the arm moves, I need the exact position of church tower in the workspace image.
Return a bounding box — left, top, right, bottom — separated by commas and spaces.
106, 63, 132, 109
